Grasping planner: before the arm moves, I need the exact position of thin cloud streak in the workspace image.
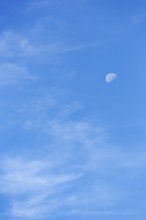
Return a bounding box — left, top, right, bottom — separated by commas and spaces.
56, 40, 110, 53
0, 29, 109, 58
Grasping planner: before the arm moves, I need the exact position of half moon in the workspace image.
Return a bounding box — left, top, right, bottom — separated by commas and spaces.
106, 73, 117, 83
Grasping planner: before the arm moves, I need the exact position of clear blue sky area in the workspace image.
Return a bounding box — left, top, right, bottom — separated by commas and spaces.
0, 0, 146, 219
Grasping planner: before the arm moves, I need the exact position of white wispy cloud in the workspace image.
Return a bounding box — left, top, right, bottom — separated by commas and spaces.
0, 89, 126, 218
0, 30, 54, 58
0, 31, 36, 57
0, 62, 34, 85
0, 1, 144, 218
17, 90, 146, 172
0, 97, 143, 219
0, 29, 109, 60
0, 157, 81, 218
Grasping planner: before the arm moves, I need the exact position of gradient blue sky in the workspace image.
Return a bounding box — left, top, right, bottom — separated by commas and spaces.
0, 0, 146, 219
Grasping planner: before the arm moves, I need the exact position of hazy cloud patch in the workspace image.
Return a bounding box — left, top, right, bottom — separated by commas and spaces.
0, 62, 34, 85
0, 157, 81, 218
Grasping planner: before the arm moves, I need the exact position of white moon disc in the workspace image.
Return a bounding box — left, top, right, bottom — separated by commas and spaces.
106, 73, 117, 83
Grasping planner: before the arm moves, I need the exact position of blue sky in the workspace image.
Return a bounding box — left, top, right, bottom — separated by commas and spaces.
0, 0, 146, 219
